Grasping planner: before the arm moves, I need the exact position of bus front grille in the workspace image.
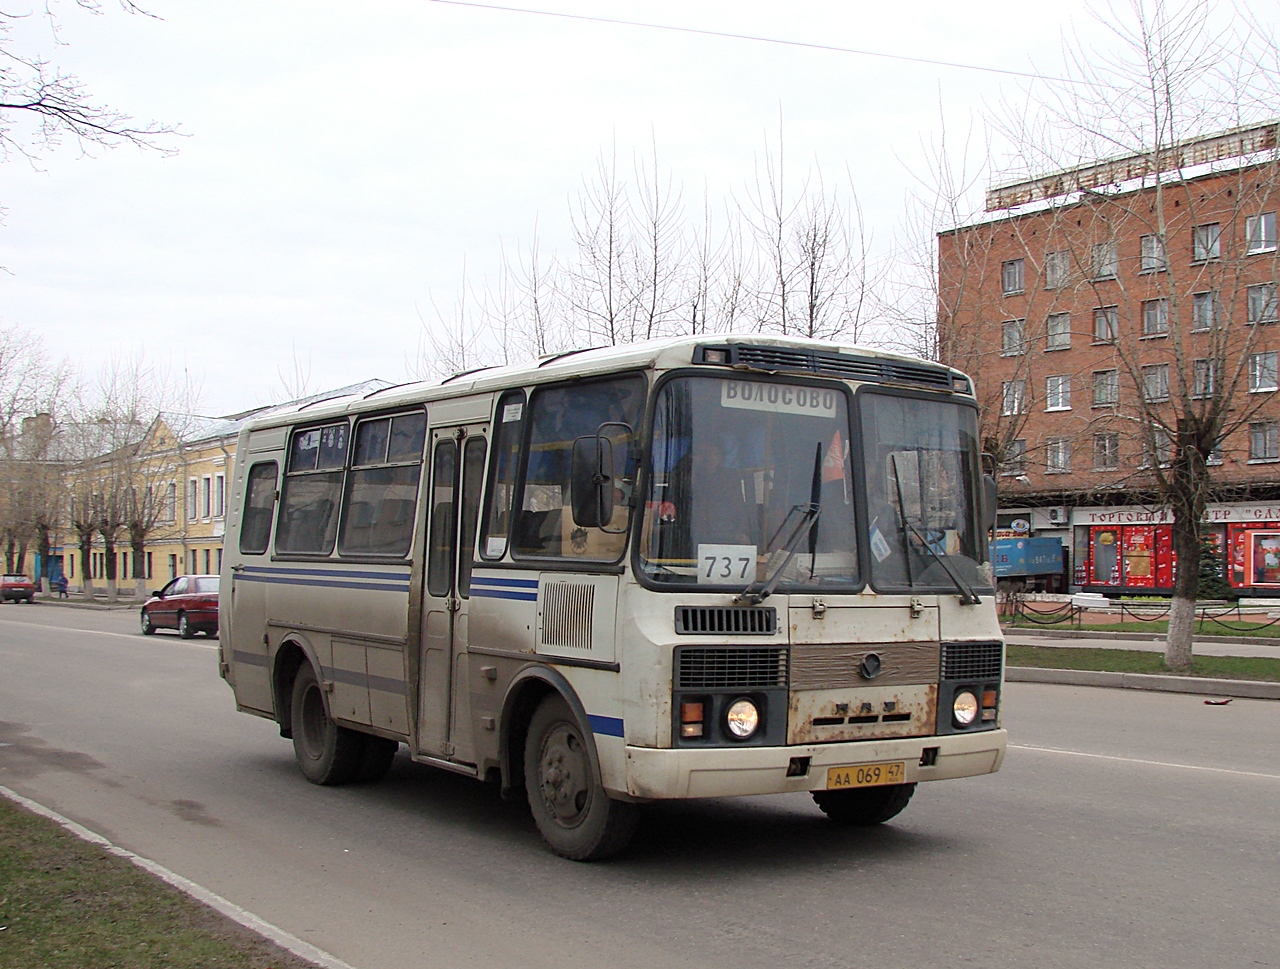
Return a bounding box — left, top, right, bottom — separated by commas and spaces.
675, 605, 777, 635
676, 647, 788, 689
940, 641, 1003, 680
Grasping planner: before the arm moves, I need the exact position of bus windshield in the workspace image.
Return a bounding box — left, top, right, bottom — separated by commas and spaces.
860, 391, 990, 594
639, 376, 858, 590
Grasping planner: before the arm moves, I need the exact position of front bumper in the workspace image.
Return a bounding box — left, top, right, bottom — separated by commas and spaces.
620, 728, 1006, 800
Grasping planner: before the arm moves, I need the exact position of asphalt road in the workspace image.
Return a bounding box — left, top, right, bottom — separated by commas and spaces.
2, 603, 1277, 969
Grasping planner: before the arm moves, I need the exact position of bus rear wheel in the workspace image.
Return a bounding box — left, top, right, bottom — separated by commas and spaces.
812, 783, 916, 825
356, 736, 399, 783
524, 694, 638, 861
290, 664, 363, 785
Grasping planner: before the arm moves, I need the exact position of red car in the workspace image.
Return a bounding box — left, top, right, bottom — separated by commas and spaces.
140, 575, 219, 638
1, 574, 36, 603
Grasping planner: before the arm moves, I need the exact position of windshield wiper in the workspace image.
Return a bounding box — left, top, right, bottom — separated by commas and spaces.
734, 443, 823, 605
889, 453, 981, 606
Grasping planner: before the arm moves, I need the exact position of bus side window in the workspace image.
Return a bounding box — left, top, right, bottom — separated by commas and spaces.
513, 374, 645, 561
479, 390, 525, 560
338, 411, 426, 557
276, 422, 349, 555
239, 462, 278, 554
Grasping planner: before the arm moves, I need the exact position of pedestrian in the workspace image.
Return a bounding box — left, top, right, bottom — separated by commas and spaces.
56, 574, 69, 598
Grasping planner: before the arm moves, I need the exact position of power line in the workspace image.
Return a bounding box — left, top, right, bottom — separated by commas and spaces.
426, 0, 1082, 85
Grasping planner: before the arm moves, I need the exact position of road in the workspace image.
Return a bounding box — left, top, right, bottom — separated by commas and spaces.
2, 603, 1277, 969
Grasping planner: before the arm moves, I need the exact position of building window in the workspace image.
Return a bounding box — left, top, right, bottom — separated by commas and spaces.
1000, 439, 1027, 475
1142, 364, 1170, 402
214, 473, 226, 519
1001, 380, 1027, 416
1001, 319, 1027, 356
1250, 421, 1280, 461
1001, 258, 1025, 295
1141, 298, 1169, 337
201, 476, 212, 519
1093, 432, 1120, 470
1249, 351, 1278, 392
1093, 370, 1119, 407
1248, 283, 1278, 325
168, 554, 177, 580
1044, 250, 1070, 289
1246, 212, 1277, 254
1093, 305, 1118, 342
1045, 312, 1071, 350
1046, 438, 1071, 473
1207, 441, 1224, 466
1139, 233, 1167, 272
187, 478, 198, 523
1143, 427, 1174, 467
1192, 291, 1219, 331
1045, 374, 1071, 411
1193, 358, 1219, 399
1091, 241, 1118, 279
1192, 223, 1221, 261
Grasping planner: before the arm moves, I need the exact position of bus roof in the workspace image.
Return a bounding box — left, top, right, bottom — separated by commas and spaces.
240, 334, 967, 431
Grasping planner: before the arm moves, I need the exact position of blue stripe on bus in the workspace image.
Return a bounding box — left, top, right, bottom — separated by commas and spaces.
471, 587, 539, 601
234, 573, 410, 593
588, 714, 624, 738
239, 565, 409, 581
470, 574, 539, 589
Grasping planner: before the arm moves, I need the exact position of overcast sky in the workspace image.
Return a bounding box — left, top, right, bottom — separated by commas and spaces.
0, 1, 1268, 415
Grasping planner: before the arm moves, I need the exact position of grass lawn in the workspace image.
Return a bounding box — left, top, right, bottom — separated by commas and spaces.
0, 796, 320, 969
1006, 643, 1280, 682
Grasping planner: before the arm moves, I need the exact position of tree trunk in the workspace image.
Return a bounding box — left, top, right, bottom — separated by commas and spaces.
1165, 446, 1205, 671
133, 538, 148, 600
78, 534, 95, 596
37, 524, 52, 594
103, 533, 118, 603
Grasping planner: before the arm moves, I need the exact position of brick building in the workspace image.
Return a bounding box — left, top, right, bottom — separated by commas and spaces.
938, 121, 1280, 596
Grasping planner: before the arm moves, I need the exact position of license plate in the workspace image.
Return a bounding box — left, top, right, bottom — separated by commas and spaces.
826, 761, 906, 790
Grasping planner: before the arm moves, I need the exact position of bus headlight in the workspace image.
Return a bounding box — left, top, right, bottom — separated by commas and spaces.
725, 698, 760, 739
952, 690, 979, 727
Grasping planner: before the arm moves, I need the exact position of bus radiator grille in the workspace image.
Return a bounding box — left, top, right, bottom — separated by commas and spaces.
675, 647, 788, 690
940, 641, 1003, 680
541, 582, 595, 650
674, 606, 777, 635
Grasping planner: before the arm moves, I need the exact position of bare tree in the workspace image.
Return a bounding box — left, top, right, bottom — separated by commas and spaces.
0, 1, 175, 163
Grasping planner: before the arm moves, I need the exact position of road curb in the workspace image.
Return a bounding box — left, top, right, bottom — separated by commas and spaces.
1007, 666, 1280, 699
0, 786, 356, 969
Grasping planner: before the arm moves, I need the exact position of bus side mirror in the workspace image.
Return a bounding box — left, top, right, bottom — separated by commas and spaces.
982, 474, 999, 533
571, 434, 615, 528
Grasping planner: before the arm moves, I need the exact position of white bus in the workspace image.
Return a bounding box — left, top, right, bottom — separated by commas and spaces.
220, 335, 1006, 859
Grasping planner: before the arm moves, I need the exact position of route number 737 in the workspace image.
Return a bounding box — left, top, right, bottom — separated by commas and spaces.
696, 544, 757, 585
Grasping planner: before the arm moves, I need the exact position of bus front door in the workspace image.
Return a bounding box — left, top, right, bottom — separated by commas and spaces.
417, 425, 488, 764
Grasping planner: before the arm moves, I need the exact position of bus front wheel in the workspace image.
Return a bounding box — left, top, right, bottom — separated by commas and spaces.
812, 783, 916, 825
524, 694, 638, 861
290, 664, 363, 785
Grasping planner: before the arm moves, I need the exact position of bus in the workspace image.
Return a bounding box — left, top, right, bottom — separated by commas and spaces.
219, 335, 1007, 860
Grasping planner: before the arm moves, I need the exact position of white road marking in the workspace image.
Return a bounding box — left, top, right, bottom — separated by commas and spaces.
0, 785, 359, 969
0, 618, 218, 649
1009, 743, 1280, 781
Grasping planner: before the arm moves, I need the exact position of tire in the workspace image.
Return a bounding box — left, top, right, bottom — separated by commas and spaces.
355, 736, 399, 783
140, 611, 155, 635
290, 664, 364, 785
812, 783, 917, 825
178, 612, 195, 639
523, 694, 638, 861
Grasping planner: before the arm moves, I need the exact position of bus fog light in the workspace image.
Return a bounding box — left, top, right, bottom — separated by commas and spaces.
952, 690, 979, 726
725, 698, 760, 739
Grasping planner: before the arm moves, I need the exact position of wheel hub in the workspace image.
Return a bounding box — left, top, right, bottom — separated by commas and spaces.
539, 724, 590, 825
